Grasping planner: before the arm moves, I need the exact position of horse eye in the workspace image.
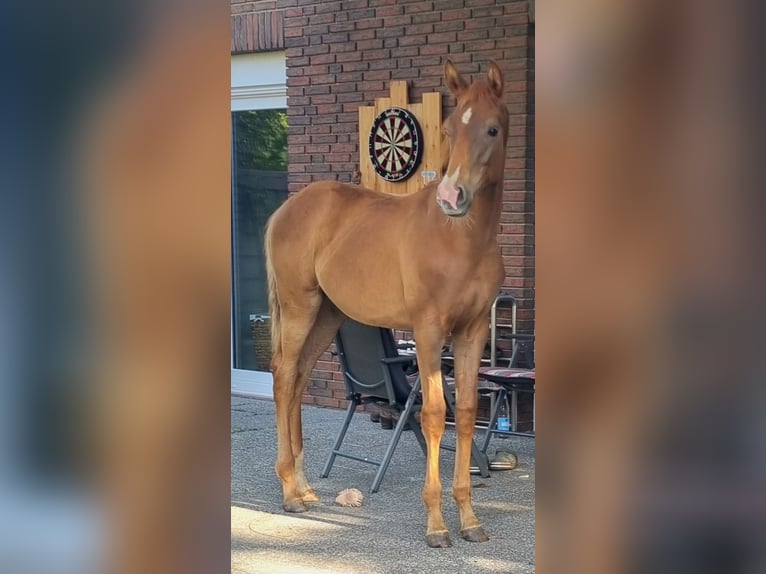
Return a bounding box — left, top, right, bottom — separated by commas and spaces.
488, 127, 499, 137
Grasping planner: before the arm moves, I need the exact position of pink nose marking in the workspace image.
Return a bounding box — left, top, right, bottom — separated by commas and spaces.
436, 166, 462, 210
437, 180, 461, 210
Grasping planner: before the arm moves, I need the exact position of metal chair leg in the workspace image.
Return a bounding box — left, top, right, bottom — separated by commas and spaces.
321, 397, 359, 478
480, 389, 506, 455
371, 379, 421, 493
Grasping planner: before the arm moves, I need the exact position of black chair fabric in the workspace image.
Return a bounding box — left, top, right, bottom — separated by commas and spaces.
321, 319, 490, 492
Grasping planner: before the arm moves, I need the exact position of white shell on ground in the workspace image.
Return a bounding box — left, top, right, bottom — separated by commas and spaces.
335, 488, 364, 507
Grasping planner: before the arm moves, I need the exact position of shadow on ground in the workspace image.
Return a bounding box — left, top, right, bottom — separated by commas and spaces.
231, 397, 535, 574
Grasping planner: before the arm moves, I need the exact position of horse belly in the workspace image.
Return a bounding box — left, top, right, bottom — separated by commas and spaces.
315, 242, 411, 329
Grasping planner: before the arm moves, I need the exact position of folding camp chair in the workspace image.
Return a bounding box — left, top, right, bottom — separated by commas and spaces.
320, 319, 490, 493
478, 333, 536, 455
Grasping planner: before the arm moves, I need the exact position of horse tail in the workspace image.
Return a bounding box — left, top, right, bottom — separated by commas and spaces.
264, 219, 282, 372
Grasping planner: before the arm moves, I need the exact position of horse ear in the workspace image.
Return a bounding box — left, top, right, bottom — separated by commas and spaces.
487, 61, 504, 98
444, 59, 468, 96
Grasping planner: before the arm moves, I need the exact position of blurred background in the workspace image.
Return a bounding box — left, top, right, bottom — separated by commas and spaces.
0, 1, 230, 573
537, 0, 765, 573
0, 0, 763, 573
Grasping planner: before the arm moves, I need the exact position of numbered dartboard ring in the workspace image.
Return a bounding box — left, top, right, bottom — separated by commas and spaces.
368, 107, 423, 182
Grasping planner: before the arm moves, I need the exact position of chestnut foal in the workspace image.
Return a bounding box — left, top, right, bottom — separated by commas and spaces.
265, 60, 509, 547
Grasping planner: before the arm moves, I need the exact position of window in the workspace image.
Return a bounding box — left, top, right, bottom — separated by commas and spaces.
231, 52, 286, 398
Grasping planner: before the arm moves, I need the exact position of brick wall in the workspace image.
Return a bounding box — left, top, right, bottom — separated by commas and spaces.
231, 0, 285, 53
231, 0, 535, 410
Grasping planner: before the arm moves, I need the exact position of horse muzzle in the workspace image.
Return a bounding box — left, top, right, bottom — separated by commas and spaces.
436, 182, 472, 217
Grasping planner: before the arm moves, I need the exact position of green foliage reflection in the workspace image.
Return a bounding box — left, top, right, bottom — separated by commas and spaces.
234, 109, 287, 172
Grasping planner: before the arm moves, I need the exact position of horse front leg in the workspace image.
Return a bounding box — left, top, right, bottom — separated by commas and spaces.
451, 319, 491, 542
414, 328, 451, 548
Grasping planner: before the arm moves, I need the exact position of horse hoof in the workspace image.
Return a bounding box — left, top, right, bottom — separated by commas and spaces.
426, 531, 453, 548
283, 500, 308, 513
461, 526, 489, 543
300, 489, 320, 503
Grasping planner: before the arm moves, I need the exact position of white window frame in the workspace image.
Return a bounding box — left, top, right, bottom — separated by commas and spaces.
231, 51, 286, 399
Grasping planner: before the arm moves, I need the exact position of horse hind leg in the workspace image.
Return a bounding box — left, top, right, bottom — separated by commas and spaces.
289, 297, 345, 505
273, 290, 324, 513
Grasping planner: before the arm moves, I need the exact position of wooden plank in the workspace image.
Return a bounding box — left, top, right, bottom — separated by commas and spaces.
375, 97, 391, 114
389, 81, 409, 109
406, 103, 423, 196
358, 105, 377, 191
419, 91, 443, 187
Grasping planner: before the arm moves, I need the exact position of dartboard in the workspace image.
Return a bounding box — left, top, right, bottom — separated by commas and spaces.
368, 107, 423, 182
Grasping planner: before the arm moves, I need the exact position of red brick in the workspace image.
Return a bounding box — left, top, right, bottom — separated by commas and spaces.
304, 44, 330, 55
391, 68, 419, 79
305, 24, 330, 35
336, 92, 364, 102
311, 93, 337, 104
391, 46, 419, 58
284, 16, 309, 28
357, 39, 385, 52
284, 26, 307, 38
404, 2, 434, 14
308, 13, 335, 24
456, 29, 488, 42
364, 70, 391, 80
342, 0, 370, 9
310, 73, 336, 84
375, 5, 403, 17
434, 20, 464, 32
375, 26, 404, 38
310, 53, 336, 64
412, 12, 441, 24
368, 59, 397, 70
286, 39, 308, 52
472, 6, 503, 17
350, 28, 376, 41
355, 18, 383, 30
329, 21, 355, 32
315, 1, 342, 14
426, 31, 457, 43
347, 8, 376, 20
419, 44, 449, 56
442, 8, 470, 21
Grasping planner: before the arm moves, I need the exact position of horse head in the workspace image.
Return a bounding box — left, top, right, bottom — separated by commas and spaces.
437, 60, 509, 218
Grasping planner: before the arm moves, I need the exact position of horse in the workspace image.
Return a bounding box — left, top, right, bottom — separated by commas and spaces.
264, 59, 509, 548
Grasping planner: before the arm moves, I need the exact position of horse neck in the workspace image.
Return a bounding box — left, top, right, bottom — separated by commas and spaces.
471, 177, 504, 240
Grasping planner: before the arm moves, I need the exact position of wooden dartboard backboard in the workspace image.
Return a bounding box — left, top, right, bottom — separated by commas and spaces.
358, 81, 443, 196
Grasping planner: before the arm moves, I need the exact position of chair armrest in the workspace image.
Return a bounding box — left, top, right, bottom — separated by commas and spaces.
380, 356, 416, 366
506, 333, 535, 341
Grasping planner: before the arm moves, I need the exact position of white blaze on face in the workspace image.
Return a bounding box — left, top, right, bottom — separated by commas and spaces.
461, 107, 472, 125
436, 166, 462, 210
